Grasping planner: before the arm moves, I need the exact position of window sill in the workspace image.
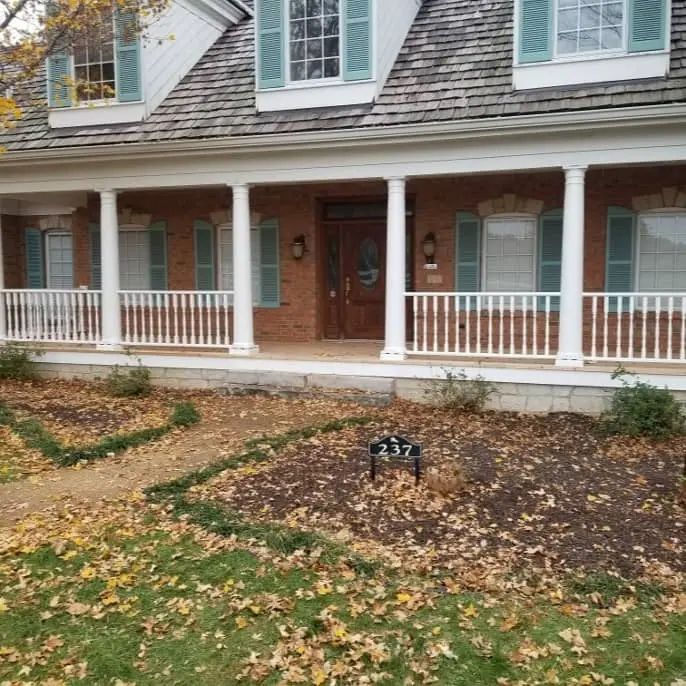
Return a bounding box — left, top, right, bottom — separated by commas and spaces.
512, 51, 669, 90
48, 101, 146, 129
256, 79, 376, 112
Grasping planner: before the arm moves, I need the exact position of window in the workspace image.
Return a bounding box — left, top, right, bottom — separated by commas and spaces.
218, 224, 262, 305
637, 213, 686, 292
288, 0, 341, 81
119, 230, 150, 290
46, 233, 74, 289
556, 0, 624, 55
483, 216, 536, 291
73, 11, 116, 102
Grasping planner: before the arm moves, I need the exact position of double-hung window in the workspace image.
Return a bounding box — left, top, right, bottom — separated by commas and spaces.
515, 0, 669, 88
288, 0, 341, 81
24, 228, 74, 289
456, 211, 563, 307
119, 229, 151, 290
218, 224, 262, 305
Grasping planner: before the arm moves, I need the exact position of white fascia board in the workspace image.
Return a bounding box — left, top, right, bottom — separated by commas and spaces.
49, 102, 146, 129
256, 80, 377, 112
182, 0, 243, 28
9, 102, 686, 166
513, 52, 670, 90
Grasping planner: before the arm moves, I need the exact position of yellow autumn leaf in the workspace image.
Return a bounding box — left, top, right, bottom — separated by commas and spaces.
0, 598, 8, 613
396, 592, 412, 603
312, 668, 327, 685
235, 616, 248, 629
80, 566, 97, 580
463, 604, 479, 618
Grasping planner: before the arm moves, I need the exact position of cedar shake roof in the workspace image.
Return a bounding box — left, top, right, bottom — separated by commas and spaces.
2, 0, 685, 152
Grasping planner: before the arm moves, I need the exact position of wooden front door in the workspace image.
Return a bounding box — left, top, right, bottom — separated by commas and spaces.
324, 221, 386, 339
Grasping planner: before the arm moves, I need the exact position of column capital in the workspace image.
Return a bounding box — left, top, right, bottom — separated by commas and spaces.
230, 183, 250, 192
96, 188, 118, 203
385, 176, 406, 184
563, 165, 587, 178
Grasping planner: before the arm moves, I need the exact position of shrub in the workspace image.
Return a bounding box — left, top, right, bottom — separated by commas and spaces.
424, 367, 495, 412
599, 366, 685, 441
0, 343, 42, 381
106, 357, 152, 397
171, 401, 201, 427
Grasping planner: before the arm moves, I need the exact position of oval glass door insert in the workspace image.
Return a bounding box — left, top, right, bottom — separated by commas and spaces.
358, 237, 380, 291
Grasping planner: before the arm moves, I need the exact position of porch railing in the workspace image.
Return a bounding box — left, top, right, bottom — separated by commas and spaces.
585, 292, 686, 363
2, 289, 102, 344
406, 292, 559, 359
119, 291, 233, 348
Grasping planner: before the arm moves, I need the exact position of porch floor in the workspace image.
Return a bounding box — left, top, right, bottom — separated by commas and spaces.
33, 339, 686, 376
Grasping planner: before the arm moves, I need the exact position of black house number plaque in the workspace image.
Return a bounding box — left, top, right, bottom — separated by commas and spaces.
369, 435, 423, 485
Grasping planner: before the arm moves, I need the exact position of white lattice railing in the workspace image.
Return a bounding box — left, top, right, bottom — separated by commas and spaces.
585, 292, 686, 363
406, 292, 560, 358
2, 289, 102, 344
119, 291, 233, 348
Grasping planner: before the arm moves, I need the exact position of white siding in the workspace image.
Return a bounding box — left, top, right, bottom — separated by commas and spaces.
142, 0, 230, 116
374, 0, 422, 94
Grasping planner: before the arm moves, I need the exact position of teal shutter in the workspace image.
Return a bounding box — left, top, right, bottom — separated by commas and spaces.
194, 220, 215, 290
629, 0, 667, 52
518, 0, 553, 63
259, 219, 280, 307
606, 207, 635, 312
47, 54, 72, 108
24, 228, 44, 289
89, 223, 101, 290
148, 222, 167, 290
456, 212, 481, 292
343, 0, 372, 81
538, 209, 563, 311
115, 8, 142, 102
257, 0, 285, 89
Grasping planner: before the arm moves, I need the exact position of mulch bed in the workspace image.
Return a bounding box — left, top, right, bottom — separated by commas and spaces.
191, 403, 686, 580
0, 379, 180, 445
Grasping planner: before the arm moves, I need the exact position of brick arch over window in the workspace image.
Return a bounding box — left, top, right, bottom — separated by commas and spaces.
632, 187, 686, 213
477, 194, 545, 217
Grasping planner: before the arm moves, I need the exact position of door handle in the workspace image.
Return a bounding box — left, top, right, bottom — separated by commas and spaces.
345, 276, 351, 305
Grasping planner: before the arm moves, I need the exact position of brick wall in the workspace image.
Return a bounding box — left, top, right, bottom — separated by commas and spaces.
3, 165, 686, 346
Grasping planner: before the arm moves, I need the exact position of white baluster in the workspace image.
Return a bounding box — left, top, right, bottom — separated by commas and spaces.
431, 295, 438, 353
616, 296, 623, 359
603, 296, 609, 360
164, 293, 171, 344
590, 296, 597, 360
498, 295, 504, 355
443, 295, 449, 353
223, 293, 231, 347
509, 295, 515, 355
454, 295, 460, 354
628, 296, 635, 361
487, 296, 493, 355
155, 293, 162, 345
197, 294, 204, 346
545, 295, 551, 357
465, 295, 471, 354
668, 296, 674, 360
421, 295, 427, 353
522, 295, 528, 356
654, 296, 661, 360
532, 295, 538, 357
412, 295, 418, 352
641, 295, 648, 360
181, 294, 188, 345
476, 295, 482, 354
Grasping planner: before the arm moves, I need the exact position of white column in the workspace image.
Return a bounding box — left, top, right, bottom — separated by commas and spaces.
97, 189, 122, 350
381, 177, 407, 360
0, 207, 5, 343
556, 165, 587, 367
229, 183, 259, 355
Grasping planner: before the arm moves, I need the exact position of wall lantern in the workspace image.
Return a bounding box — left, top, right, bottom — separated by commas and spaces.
291, 234, 308, 260
422, 232, 437, 263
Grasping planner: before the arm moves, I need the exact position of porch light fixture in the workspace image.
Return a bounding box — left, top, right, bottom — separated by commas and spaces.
422, 232, 437, 264
291, 234, 308, 260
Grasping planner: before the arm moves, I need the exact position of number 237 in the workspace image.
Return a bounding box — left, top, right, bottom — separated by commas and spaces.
376, 444, 412, 456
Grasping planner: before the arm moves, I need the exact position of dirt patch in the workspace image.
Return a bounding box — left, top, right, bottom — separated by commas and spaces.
192, 404, 686, 579
0, 388, 374, 527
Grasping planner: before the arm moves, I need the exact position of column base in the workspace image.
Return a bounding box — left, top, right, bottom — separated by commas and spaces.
555, 352, 585, 368
380, 348, 407, 361
96, 342, 123, 352
229, 343, 260, 356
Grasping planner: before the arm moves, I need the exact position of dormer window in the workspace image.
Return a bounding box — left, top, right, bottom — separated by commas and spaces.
47, 6, 143, 127
288, 0, 341, 81
555, 0, 624, 56
256, 0, 374, 110
514, 0, 669, 89
73, 10, 117, 102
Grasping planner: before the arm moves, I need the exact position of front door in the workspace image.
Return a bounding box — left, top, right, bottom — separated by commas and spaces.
324, 221, 386, 339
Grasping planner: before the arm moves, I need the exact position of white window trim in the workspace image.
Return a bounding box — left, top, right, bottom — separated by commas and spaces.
512, 0, 671, 90
216, 221, 262, 306
480, 213, 538, 294
552, 0, 627, 59
118, 226, 151, 291
635, 208, 686, 299
45, 230, 74, 290
285, 2, 343, 86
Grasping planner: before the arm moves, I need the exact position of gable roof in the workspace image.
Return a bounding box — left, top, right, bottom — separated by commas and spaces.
2, 0, 686, 153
